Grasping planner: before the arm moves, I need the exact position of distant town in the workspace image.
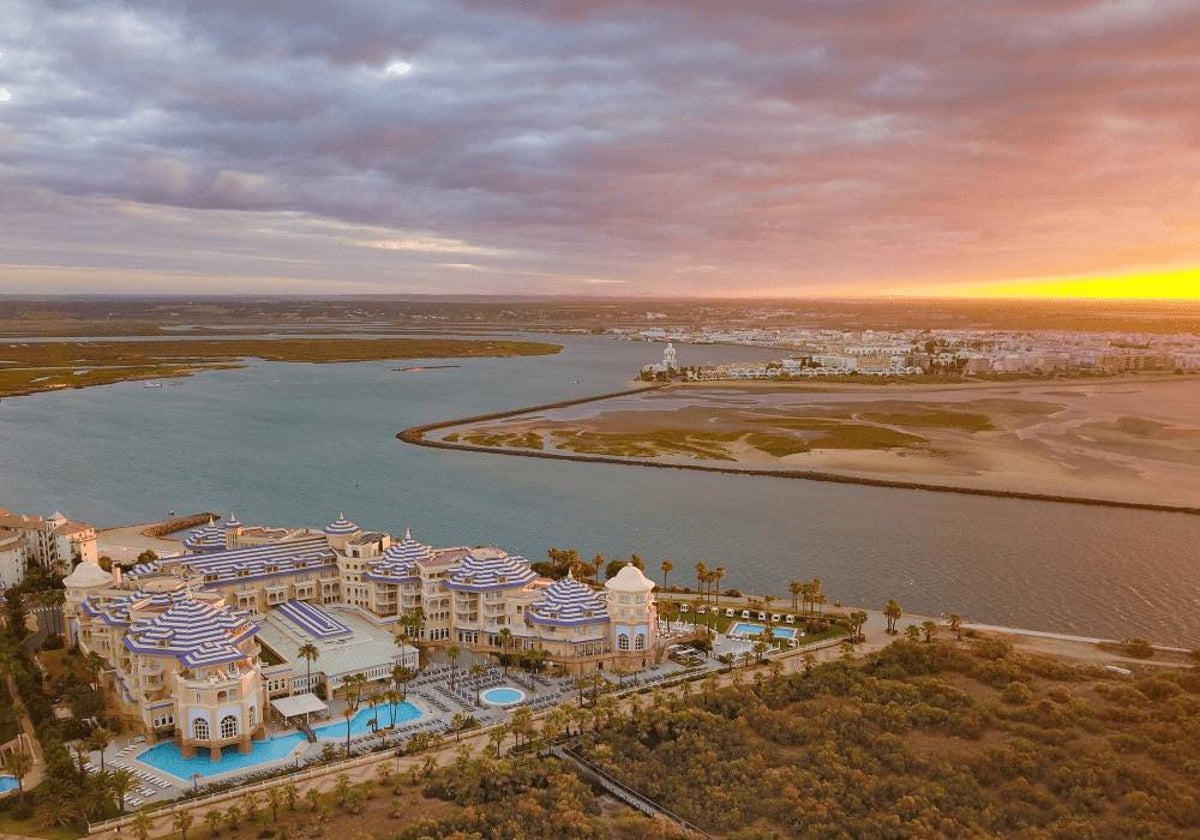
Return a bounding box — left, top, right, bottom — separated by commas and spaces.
631, 324, 1200, 380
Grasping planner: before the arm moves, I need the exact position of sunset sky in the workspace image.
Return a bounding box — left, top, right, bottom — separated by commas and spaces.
1, 1, 1198, 298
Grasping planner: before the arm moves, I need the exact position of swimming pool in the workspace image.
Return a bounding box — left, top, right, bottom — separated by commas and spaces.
137, 701, 422, 781
315, 701, 421, 738
138, 732, 308, 781
728, 622, 798, 640
481, 687, 526, 706
0, 775, 18, 794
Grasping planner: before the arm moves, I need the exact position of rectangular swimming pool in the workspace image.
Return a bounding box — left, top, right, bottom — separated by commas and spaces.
728, 621, 798, 640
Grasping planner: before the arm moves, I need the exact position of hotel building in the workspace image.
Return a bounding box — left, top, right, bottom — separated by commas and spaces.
62, 512, 660, 748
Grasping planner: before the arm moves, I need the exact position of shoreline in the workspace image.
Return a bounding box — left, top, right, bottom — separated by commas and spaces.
397, 383, 1200, 517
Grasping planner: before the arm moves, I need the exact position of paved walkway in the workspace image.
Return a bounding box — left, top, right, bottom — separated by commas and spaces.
95, 525, 183, 566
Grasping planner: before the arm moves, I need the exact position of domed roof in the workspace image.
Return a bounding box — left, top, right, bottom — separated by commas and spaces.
324, 513, 360, 536
224, 513, 241, 529
365, 531, 431, 583
64, 560, 113, 589
383, 530, 434, 564
604, 563, 655, 594
183, 519, 226, 553
528, 572, 610, 626
445, 548, 536, 591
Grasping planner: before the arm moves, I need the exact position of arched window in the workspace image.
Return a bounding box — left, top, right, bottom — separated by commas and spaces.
192, 718, 210, 741
617, 633, 630, 651
220, 715, 239, 739
634, 633, 646, 651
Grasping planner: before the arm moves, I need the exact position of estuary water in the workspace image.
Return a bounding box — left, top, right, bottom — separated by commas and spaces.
2, 334, 1199, 646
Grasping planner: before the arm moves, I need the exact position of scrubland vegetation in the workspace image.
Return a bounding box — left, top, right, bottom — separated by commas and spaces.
579, 637, 1200, 839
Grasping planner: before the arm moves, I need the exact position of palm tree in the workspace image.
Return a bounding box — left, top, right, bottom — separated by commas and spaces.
713, 566, 727, 613
91, 725, 113, 772
813, 591, 828, 616
361, 691, 378, 734
283, 782, 298, 811
131, 809, 153, 840
469, 663, 487, 706
883, 599, 903, 634
174, 808, 195, 840
948, 613, 964, 641
904, 624, 921, 642
343, 672, 367, 711
203, 809, 222, 837
304, 788, 321, 812
391, 664, 415, 702
243, 789, 260, 821
788, 579, 803, 611
921, 620, 939, 643
342, 706, 354, 755
802, 651, 817, 676
109, 768, 137, 814
447, 644, 461, 690
223, 805, 242, 830
399, 606, 425, 640
526, 647, 549, 674
382, 688, 402, 727
497, 627, 514, 675
487, 725, 506, 759
4, 750, 32, 801
660, 559, 674, 591
298, 643, 320, 693
266, 786, 283, 823
335, 772, 352, 805
510, 707, 535, 750
695, 562, 709, 602
848, 610, 868, 641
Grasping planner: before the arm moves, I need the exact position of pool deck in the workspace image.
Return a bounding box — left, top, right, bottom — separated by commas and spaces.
78, 633, 744, 806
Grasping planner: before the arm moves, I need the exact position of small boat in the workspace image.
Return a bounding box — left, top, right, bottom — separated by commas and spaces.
143, 382, 163, 389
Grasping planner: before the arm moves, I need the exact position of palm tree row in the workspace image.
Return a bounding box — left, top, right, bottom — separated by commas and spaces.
693, 562, 728, 604
788, 577, 828, 615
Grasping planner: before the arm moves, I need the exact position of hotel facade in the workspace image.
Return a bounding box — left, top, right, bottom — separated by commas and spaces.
63, 513, 660, 751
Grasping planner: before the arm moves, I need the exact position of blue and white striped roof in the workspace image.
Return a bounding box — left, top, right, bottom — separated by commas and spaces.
364, 531, 432, 584
224, 513, 242, 529
173, 536, 335, 585
127, 560, 161, 579
444, 548, 537, 592
123, 597, 258, 669
527, 573, 610, 627
275, 600, 352, 639
82, 589, 191, 627
183, 519, 226, 553
324, 514, 360, 536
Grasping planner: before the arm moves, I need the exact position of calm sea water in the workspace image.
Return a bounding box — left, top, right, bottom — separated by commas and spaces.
2, 335, 1198, 646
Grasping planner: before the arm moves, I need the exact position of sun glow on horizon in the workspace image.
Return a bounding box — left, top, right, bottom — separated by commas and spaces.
915, 266, 1200, 300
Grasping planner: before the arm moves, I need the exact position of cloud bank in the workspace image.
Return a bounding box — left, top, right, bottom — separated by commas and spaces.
1, 0, 1198, 295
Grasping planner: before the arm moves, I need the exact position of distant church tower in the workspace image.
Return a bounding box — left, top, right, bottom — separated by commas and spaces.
663, 342, 678, 371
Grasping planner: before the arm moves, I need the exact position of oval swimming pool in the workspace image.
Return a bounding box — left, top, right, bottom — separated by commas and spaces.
481, 687, 526, 706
